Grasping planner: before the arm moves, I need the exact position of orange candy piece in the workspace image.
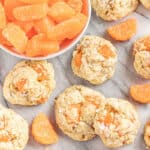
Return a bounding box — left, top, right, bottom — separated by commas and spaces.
2, 23, 28, 53
19, 0, 49, 4
130, 84, 150, 103
0, 2, 6, 29
0, 29, 12, 46
4, 0, 24, 21
74, 50, 82, 67
107, 19, 137, 41
48, 0, 65, 6
13, 3, 48, 21
26, 34, 59, 57
48, 1, 75, 23
34, 17, 55, 34
13, 21, 34, 33
67, 0, 83, 13
15, 78, 27, 92
32, 113, 59, 145
47, 13, 87, 41
81, 0, 88, 15
98, 45, 115, 58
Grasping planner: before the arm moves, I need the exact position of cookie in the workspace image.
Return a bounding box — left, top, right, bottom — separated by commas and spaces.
140, 0, 150, 10
3, 60, 56, 105
144, 121, 150, 148
133, 36, 150, 79
55, 85, 105, 141
94, 98, 140, 148
72, 36, 117, 85
91, 0, 138, 21
0, 105, 28, 150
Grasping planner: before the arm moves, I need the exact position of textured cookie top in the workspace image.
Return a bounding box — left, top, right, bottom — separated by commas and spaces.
91, 0, 138, 21
55, 85, 105, 141
3, 60, 55, 105
0, 105, 28, 150
134, 51, 150, 79
94, 98, 140, 148
72, 35, 117, 84
133, 36, 150, 55
140, 0, 150, 9
144, 121, 150, 148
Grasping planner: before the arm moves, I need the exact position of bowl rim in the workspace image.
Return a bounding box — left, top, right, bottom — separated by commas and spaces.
0, 0, 91, 60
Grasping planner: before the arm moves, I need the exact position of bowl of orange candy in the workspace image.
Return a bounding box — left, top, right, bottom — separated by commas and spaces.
0, 0, 91, 59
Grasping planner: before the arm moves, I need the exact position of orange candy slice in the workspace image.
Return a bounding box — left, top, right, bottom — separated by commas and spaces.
48, 1, 75, 23
0, 29, 12, 46
107, 19, 137, 41
0, 2, 6, 29
32, 113, 59, 145
19, 0, 49, 4
13, 3, 48, 21
74, 50, 82, 67
2, 23, 28, 53
47, 13, 87, 41
98, 45, 115, 58
130, 84, 150, 103
67, 0, 83, 13
4, 0, 24, 21
48, 0, 65, 6
34, 17, 55, 34
26, 34, 59, 57
13, 21, 34, 33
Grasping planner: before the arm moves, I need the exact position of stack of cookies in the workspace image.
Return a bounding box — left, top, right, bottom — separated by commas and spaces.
55, 85, 140, 148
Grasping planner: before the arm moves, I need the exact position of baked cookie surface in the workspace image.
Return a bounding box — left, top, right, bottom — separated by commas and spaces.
0, 105, 28, 150
91, 0, 138, 21
55, 85, 105, 141
94, 98, 140, 148
144, 121, 150, 148
3, 60, 55, 105
133, 36, 150, 79
72, 36, 117, 85
140, 0, 150, 10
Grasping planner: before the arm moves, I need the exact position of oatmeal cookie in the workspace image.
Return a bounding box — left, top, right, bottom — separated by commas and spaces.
55, 85, 105, 141
133, 36, 150, 79
94, 98, 140, 148
72, 35, 117, 85
140, 0, 150, 10
3, 60, 55, 105
91, 0, 138, 21
0, 105, 28, 150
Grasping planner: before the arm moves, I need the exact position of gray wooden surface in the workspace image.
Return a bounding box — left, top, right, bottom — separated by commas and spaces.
0, 4, 150, 150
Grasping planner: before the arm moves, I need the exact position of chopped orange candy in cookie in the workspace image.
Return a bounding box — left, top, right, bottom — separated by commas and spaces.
15, 78, 27, 92
47, 14, 87, 41
0, 135, 10, 142
74, 50, 82, 67
31, 64, 48, 81
19, 0, 49, 4
2, 23, 28, 53
130, 84, 150, 103
142, 36, 150, 51
0, 2, 6, 29
13, 3, 48, 21
48, 1, 75, 23
104, 113, 114, 125
26, 34, 59, 57
107, 19, 137, 41
67, 0, 83, 13
34, 17, 55, 34
98, 45, 115, 58
32, 113, 58, 145
4, 0, 24, 21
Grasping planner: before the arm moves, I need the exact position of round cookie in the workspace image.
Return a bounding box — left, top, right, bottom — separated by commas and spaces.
94, 98, 140, 148
72, 36, 117, 85
0, 105, 28, 150
133, 36, 150, 79
55, 85, 105, 141
140, 0, 150, 10
144, 121, 150, 148
3, 60, 56, 105
91, 0, 138, 21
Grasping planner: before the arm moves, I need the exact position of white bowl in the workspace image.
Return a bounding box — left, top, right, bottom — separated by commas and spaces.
0, 0, 91, 60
